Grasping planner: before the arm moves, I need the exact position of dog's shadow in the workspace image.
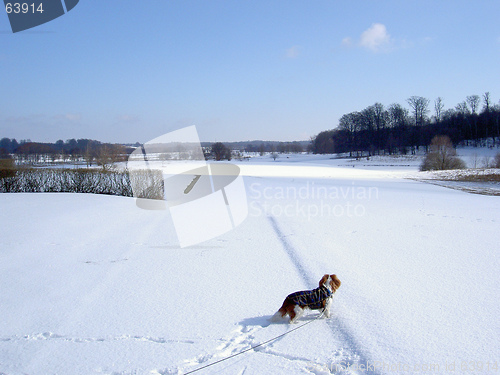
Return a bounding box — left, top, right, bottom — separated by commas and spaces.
239, 313, 322, 328
239, 315, 276, 328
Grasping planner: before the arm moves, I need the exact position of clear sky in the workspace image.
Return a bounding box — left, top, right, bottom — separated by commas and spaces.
1, 0, 499, 144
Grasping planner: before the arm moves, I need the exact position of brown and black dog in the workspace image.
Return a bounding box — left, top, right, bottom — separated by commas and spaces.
272, 274, 341, 323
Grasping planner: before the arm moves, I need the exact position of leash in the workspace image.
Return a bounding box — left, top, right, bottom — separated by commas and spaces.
182, 309, 326, 375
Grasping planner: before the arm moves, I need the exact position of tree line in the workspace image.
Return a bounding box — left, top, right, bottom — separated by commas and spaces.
0, 138, 309, 165
312, 92, 500, 155
201, 140, 307, 157
0, 138, 131, 169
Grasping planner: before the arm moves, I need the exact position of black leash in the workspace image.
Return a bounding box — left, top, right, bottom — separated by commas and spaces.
182, 309, 326, 374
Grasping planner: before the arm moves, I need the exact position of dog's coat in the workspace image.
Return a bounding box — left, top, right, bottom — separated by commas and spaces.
272, 274, 341, 323
286, 285, 332, 310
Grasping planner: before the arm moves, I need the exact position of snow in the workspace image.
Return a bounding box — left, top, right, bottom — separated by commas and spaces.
1, 153, 499, 374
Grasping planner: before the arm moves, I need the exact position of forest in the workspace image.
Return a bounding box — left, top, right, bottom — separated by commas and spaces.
312, 93, 500, 156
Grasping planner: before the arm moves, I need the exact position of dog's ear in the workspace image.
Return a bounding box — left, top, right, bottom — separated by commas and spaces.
319, 274, 329, 287
330, 274, 341, 290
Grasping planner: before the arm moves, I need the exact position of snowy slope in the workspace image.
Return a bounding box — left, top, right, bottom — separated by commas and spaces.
1, 158, 499, 374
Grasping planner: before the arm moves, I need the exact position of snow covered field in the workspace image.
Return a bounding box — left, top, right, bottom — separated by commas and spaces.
1, 153, 499, 374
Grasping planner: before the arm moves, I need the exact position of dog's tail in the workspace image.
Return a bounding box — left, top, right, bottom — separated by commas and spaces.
270, 308, 286, 322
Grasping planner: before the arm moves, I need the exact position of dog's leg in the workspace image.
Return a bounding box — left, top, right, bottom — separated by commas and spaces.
290, 305, 304, 324
322, 297, 332, 318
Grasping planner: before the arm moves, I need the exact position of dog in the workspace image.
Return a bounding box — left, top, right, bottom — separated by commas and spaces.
272, 274, 341, 323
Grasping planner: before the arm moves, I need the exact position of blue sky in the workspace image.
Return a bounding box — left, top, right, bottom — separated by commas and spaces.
1, 0, 500, 143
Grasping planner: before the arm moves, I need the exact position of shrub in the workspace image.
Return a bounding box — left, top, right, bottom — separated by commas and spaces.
420, 135, 466, 171
494, 153, 500, 169
0, 157, 15, 179
128, 169, 164, 200
0, 168, 164, 199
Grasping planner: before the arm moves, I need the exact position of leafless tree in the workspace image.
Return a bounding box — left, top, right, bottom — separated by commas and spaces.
494, 153, 500, 168
96, 144, 126, 171
388, 103, 409, 128
455, 101, 469, 114
434, 97, 444, 123
84, 144, 96, 168
466, 95, 481, 114
407, 96, 430, 127
372, 102, 387, 153
466, 95, 481, 142
258, 143, 265, 156
211, 142, 232, 161
483, 92, 491, 112
339, 112, 362, 156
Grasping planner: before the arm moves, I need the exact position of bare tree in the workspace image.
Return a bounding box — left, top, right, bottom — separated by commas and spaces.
455, 101, 469, 114
483, 92, 491, 113
339, 112, 362, 157
466, 95, 481, 114
258, 143, 265, 156
466, 95, 481, 142
211, 142, 232, 161
372, 102, 387, 154
407, 96, 430, 127
434, 97, 444, 123
95, 144, 126, 171
386, 103, 410, 154
84, 144, 96, 168
388, 103, 409, 128
494, 153, 500, 168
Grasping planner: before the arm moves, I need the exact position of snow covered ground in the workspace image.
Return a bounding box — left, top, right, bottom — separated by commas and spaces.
1, 153, 499, 374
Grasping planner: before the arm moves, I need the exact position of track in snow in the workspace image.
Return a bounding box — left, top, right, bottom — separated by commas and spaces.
267, 215, 382, 375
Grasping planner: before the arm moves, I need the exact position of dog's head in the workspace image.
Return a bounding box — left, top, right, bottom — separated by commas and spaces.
319, 274, 341, 292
